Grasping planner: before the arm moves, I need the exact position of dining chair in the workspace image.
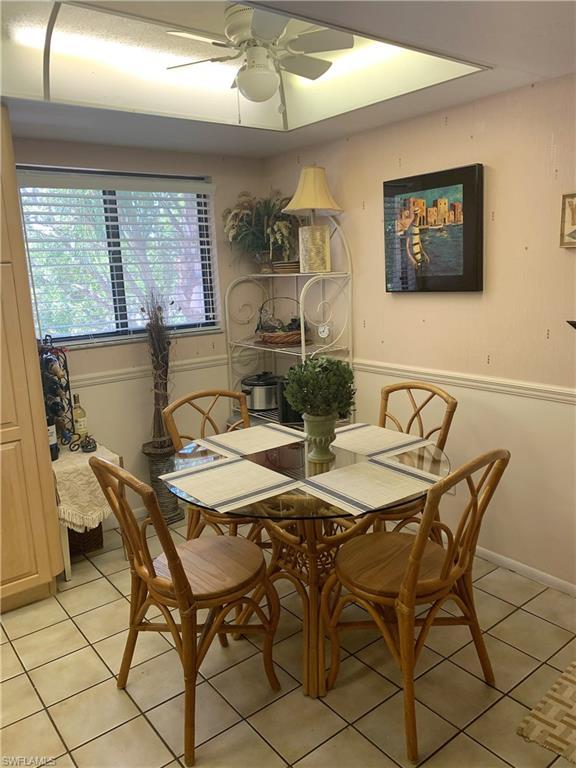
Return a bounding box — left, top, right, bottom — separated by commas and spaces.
90, 456, 280, 767
163, 389, 261, 541
321, 448, 510, 763
374, 381, 458, 532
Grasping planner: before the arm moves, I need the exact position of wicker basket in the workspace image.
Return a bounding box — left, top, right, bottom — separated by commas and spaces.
255, 297, 307, 346
68, 523, 104, 556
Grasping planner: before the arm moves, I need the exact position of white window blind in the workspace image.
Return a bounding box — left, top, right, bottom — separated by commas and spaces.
17, 168, 219, 343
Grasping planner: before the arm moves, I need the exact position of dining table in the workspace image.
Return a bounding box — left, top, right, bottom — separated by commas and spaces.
161, 421, 449, 698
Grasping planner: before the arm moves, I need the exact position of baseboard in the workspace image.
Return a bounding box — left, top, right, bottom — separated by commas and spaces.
476, 546, 576, 596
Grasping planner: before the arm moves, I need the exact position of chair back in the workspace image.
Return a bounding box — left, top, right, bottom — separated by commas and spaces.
379, 381, 457, 451
89, 456, 193, 610
163, 389, 250, 451
397, 449, 510, 607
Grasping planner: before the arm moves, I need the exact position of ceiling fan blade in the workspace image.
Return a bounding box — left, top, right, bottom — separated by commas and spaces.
289, 30, 354, 54
165, 29, 227, 46
250, 8, 289, 41
167, 54, 238, 71
279, 55, 332, 80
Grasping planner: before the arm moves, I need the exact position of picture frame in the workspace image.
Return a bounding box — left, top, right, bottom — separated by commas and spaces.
560, 193, 576, 247
384, 164, 483, 292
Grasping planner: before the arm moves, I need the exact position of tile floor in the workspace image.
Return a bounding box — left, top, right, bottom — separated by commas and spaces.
1, 522, 575, 768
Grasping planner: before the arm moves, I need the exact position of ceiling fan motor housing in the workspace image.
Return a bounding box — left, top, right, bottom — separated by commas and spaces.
224, 3, 256, 46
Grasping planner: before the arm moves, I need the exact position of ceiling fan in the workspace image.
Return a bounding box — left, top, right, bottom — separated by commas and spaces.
166, 3, 354, 103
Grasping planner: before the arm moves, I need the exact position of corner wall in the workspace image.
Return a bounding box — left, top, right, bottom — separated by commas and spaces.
266, 75, 576, 585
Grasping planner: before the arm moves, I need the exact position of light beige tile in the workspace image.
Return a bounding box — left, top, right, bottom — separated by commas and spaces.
56, 577, 122, 616
71, 715, 173, 768
272, 631, 347, 683
281, 591, 304, 619
198, 634, 259, 678
475, 568, 546, 606
195, 720, 286, 768
295, 726, 397, 767
357, 641, 442, 687
547, 638, 576, 671
2, 597, 68, 639
52, 755, 75, 767
355, 690, 457, 768
451, 634, 540, 692
1, 642, 24, 680
423, 610, 475, 657
1, 710, 66, 760
415, 660, 502, 727
472, 557, 499, 581
210, 653, 298, 716
509, 664, 563, 708
466, 696, 556, 768
49, 677, 140, 750
93, 628, 172, 673
147, 682, 241, 756
443, 588, 516, 630
0, 673, 43, 726
422, 733, 509, 767
1, 624, 7, 643
74, 597, 130, 643
125, 649, 184, 710
29, 645, 111, 706
249, 688, 346, 764
88, 546, 130, 575
489, 609, 573, 661
523, 588, 576, 633
57, 558, 102, 592
272, 575, 297, 599
324, 656, 398, 722
107, 567, 132, 596
100, 528, 125, 552
251, 607, 301, 648
13, 620, 87, 670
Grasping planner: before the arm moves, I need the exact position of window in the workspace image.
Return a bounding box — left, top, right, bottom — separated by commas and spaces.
18, 168, 219, 343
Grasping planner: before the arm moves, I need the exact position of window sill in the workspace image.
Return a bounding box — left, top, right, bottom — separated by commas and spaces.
60, 326, 222, 351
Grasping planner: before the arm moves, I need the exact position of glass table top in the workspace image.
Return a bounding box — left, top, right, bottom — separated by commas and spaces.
162, 432, 450, 521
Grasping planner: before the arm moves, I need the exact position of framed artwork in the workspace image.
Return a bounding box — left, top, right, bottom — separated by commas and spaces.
384, 164, 483, 292
560, 193, 576, 247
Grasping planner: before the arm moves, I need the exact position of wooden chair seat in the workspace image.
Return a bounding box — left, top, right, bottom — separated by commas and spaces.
154, 536, 265, 603
335, 531, 446, 598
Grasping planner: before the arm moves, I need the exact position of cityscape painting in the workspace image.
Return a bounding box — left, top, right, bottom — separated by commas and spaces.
384, 164, 483, 292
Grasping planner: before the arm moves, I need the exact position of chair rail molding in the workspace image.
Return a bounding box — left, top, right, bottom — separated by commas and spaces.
353, 359, 576, 406
70, 354, 228, 389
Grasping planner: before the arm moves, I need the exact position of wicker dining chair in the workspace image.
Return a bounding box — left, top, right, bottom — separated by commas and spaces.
321, 448, 510, 763
163, 389, 262, 541
90, 456, 280, 768
374, 381, 458, 532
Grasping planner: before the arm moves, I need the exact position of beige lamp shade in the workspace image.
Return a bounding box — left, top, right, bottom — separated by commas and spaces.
283, 166, 343, 215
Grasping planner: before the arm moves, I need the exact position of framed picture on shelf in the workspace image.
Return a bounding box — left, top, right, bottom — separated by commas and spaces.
560, 193, 576, 247
384, 164, 483, 292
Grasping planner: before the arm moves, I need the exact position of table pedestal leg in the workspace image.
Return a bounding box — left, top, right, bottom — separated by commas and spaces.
60, 523, 72, 581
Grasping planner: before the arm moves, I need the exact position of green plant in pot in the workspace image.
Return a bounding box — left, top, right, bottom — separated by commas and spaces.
284, 357, 355, 463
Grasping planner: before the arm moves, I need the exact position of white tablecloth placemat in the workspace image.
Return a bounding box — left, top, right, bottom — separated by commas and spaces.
332, 423, 432, 457
196, 423, 304, 458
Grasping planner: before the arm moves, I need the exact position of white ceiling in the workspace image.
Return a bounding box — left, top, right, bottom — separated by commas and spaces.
5, 1, 575, 158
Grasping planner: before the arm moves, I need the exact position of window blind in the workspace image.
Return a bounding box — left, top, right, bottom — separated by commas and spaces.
17, 168, 219, 342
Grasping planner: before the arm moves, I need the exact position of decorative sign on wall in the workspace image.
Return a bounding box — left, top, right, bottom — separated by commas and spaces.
560, 193, 576, 248
384, 164, 483, 292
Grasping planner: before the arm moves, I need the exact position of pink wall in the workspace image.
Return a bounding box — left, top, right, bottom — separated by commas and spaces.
266, 75, 576, 388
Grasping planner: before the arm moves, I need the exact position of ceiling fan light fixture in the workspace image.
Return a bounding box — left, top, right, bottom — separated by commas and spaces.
236, 45, 280, 102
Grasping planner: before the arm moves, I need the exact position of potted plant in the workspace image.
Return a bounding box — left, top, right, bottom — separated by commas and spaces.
284, 357, 355, 462
140, 291, 182, 524
223, 190, 300, 271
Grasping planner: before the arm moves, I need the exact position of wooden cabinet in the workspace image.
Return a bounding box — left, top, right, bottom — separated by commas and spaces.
0, 105, 62, 608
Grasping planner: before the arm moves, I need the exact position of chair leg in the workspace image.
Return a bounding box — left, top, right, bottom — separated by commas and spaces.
320, 573, 342, 691
262, 578, 281, 691
181, 613, 197, 767
187, 508, 205, 540
398, 606, 418, 764
118, 574, 146, 688
461, 573, 495, 685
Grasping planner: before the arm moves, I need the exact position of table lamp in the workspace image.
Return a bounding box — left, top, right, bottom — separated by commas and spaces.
283, 165, 343, 273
